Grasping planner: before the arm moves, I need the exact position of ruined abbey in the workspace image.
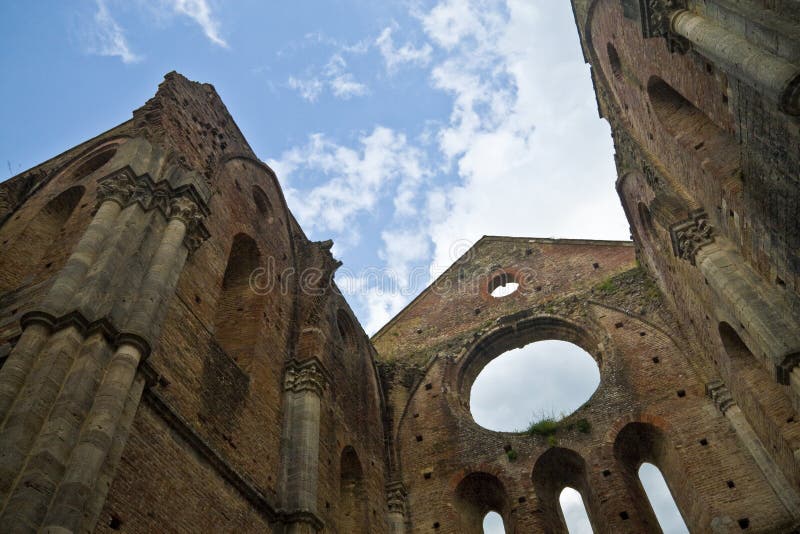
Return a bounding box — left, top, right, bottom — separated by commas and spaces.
0, 0, 799, 532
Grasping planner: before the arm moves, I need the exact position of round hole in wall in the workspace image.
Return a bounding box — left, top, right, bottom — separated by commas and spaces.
469, 340, 599, 432
489, 272, 519, 298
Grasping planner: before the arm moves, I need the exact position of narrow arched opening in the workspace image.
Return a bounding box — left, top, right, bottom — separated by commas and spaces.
613, 422, 690, 532
482, 511, 505, 533
213, 233, 262, 371
340, 446, 368, 533
559, 487, 593, 534
252, 184, 275, 225
638, 463, 688, 534
454, 472, 512, 534
532, 447, 596, 533
647, 76, 739, 180
67, 147, 117, 182
0, 186, 85, 292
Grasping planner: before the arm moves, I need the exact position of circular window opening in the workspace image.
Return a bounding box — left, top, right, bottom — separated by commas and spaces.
470, 340, 600, 432
489, 272, 519, 298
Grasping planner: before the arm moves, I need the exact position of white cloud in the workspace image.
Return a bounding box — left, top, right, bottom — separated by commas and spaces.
268, 126, 429, 236
288, 76, 324, 103
376, 26, 433, 73
87, 0, 142, 64
167, 0, 228, 48
325, 55, 369, 99
288, 54, 368, 101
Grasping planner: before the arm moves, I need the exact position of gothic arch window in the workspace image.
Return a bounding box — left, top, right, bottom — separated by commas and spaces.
638, 463, 688, 534
212, 233, 262, 371
252, 184, 274, 224
454, 472, 511, 534
607, 42, 623, 82
559, 487, 593, 533
482, 511, 505, 533
336, 308, 358, 352
647, 76, 739, 179
613, 422, 690, 532
532, 447, 596, 533
66, 146, 117, 182
340, 446, 368, 533
0, 185, 85, 292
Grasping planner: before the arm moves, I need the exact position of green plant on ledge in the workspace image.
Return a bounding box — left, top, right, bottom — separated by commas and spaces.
506, 449, 518, 462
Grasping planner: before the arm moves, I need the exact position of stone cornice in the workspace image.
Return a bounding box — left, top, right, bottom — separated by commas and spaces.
706, 379, 734, 414
96, 166, 210, 255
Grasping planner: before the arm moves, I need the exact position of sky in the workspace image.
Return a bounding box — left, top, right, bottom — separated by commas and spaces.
0, 1, 689, 532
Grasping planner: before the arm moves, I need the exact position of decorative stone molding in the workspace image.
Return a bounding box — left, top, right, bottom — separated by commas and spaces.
777, 352, 800, 386
706, 379, 734, 414
20, 309, 152, 360
386, 481, 408, 516
670, 210, 714, 265
95, 166, 210, 254
283, 359, 328, 397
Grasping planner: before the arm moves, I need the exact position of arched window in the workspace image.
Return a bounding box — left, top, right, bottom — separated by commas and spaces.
0, 186, 85, 292
66, 147, 117, 182
252, 185, 274, 225
638, 463, 689, 534
532, 447, 596, 533
340, 446, 368, 533
560, 487, 593, 533
454, 472, 511, 534
614, 422, 690, 532
213, 233, 261, 371
647, 76, 739, 179
482, 511, 505, 533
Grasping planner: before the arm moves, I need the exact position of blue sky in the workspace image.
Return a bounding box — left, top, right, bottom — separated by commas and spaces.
1, 1, 689, 532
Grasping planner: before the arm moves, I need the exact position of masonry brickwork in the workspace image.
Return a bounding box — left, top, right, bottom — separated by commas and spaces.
0, 0, 798, 532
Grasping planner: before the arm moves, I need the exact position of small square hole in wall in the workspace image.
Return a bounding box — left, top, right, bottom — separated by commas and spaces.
722, 93, 728, 104
593, 262, 600, 269
700, 438, 708, 446
433, 522, 440, 529
416, 435, 423, 442
518, 496, 526, 503
109, 516, 122, 530
615, 322, 624, 329
602, 469, 611, 477
677, 389, 686, 398
737, 518, 749, 529
425, 383, 433, 391
788, 416, 795, 423
652, 356, 660, 364
474, 308, 481, 315
619, 511, 629, 520
639, 331, 646, 336
535, 286, 542, 292
326, 501, 330, 509
424, 471, 432, 480
503, 444, 512, 453
727, 480, 735, 488
525, 248, 533, 256
413, 413, 419, 418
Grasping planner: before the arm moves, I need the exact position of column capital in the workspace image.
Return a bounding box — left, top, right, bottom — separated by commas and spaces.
284, 358, 328, 396
670, 210, 714, 265
706, 379, 734, 414
386, 481, 408, 515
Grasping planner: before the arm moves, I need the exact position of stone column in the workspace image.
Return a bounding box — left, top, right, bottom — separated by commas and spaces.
0, 176, 130, 423
670, 211, 800, 381
670, 10, 800, 115
707, 380, 800, 519
282, 358, 327, 534
0, 165, 209, 531
386, 481, 408, 534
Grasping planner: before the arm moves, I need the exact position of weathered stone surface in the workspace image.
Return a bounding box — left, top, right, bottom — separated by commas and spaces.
0, 1, 798, 530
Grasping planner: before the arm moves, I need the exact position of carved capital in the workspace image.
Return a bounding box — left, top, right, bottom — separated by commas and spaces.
284, 359, 327, 396
386, 481, 408, 515
706, 379, 734, 414
96, 170, 136, 208
168, 195, 201, 224
670, 210, 714, 265
640, 0, 683, 38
